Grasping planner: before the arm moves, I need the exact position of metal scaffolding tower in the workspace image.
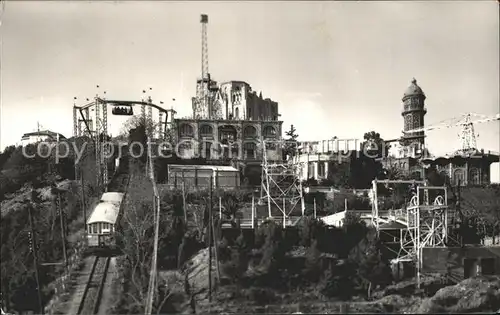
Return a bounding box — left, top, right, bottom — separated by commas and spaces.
259, 139, 305, 227
95, 95, 102, 189
192, 14, 211, 119
371, 179, 452, 288
147, 96, 154, 138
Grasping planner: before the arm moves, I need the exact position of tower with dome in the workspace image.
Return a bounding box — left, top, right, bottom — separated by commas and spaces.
381, 78, 499, 186
401, 78, 427, 157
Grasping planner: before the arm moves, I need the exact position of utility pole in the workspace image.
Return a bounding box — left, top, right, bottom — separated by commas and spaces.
81, 169, 87, 222
182, 182, 187, 223
57, 192, 68, 268
27, 198, 44, 315
208, 175, 213, 302
457, 179, 463, 246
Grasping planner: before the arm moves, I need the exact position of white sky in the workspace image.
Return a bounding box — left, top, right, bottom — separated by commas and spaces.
0, 1, 499, 181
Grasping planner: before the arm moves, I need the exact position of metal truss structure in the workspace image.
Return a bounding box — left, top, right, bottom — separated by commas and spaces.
72, 92, 175, 191
371, 179, 455, 287
259, 139, 305, 227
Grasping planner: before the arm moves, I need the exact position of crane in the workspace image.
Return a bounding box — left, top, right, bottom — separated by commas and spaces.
402, 112, 500, 155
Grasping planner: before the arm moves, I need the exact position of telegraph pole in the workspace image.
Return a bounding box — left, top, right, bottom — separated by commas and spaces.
81, 169, 87, 222
182, 182, 187, 223
27, 198, 44, 315
57, 192, 68, 268
208, 175, 213, 302
457, 179, 463, 246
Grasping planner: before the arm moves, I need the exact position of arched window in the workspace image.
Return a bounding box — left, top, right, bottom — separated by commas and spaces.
243, 126, 257, 138
199, 124, 213, 137
179, 123, 194, 137
243, 142, 256, 160
235, 108, 240, 119
263, 126, 276, 138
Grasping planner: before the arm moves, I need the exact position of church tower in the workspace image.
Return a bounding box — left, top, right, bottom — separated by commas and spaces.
402, 78, 427, 156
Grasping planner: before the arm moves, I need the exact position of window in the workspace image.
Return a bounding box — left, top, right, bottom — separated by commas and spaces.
318, 162, 326, 178
199, 124, 213, 137
453, 169, 465, 186
235, 108, 240, 119
243, 126, 257, 138
308, 163, 315, 179
412, 115, 420, 128
178, 141, 194, 159
179, 123, 194, 137
263, 126, 276, 138
244, 142, 256, 159
404, 115, 411, 130
469, 168, 480, 185
202, 141, 213, 159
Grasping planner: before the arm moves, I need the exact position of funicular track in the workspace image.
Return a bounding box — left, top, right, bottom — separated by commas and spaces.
76, 256, 111, 315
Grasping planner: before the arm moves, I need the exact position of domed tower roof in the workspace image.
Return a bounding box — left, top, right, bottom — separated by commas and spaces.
403, 78, 426, 100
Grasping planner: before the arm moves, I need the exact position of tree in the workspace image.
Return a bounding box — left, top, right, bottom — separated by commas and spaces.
348, 228, 392, 299
113, 167, 157, 314
129, 121, 148, 165
362, 131, 391, 159
323, 161, 350, 188
283, 124, 299, 161
119, 115, 161, 139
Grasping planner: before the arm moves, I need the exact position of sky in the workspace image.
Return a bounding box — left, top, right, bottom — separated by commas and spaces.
0, 1, 499, 181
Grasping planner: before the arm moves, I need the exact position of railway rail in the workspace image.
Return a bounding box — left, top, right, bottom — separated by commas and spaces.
76, 256, 111, 315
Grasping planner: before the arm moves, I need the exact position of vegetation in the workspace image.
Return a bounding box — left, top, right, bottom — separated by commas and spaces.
1, 120, 499, 314
0, 179, 97, 313
283, 124, 299, 161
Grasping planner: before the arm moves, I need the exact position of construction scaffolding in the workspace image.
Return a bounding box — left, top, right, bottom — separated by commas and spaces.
371, 179, 453, 287
259, 139, 305, 227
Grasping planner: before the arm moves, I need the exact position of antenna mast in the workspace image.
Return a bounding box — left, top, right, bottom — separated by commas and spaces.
193, 14, 210, 119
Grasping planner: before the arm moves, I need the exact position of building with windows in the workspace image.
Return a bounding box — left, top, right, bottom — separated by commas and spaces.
381, 78, 498, 185
291, 139, 359, 182
171, 79, 283, 182
20, 130, 66, 146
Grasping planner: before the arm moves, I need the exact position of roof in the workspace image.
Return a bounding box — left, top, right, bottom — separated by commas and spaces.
21, 130, 66, 140
421, 150, 499, 163
379, 221, 408, 230
403, 78, 425, 99
168, 164, 238, 172
87, 201, 121, 225
100, 192, 124, 203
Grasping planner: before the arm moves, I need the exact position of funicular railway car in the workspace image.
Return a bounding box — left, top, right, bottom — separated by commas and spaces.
86, 192, 124, 249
